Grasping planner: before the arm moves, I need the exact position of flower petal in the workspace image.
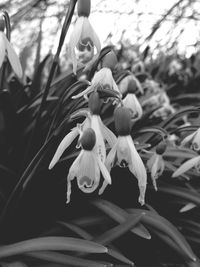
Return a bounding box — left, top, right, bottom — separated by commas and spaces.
192, 128, 200, 151
68, 17, 84, 74
179, 203, 196, 213
98, 116, 117, 148
97, 155, 112, 185
49, 128, 79, 169
4, 34, 23, 78
66, 150, 83, 203
172, 156, 200, 177
123, 94, 143, 119
72, 85, 93, 99
181, 131, 196, 147
126, 135, 147, 205
91, 115, 106, 162
0, 33, 6, 69
105, 142, 117, 172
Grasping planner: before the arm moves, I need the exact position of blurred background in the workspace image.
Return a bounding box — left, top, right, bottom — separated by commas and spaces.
1, 0, 200, 75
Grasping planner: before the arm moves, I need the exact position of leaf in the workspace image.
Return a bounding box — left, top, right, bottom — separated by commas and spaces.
92, 200, 151, 240
0, 237, 107, 259
27, 251, 111, 267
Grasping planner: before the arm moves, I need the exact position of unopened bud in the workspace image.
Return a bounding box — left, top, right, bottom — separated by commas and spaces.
78, 0, 91, 17
127, 79, 137, 94
88, 91, 102, 115
80, 128, 96, 150
156, 141, 167, 155
114, 107, 132, 136
102, 51, 118, 71
0, 16, 5, 32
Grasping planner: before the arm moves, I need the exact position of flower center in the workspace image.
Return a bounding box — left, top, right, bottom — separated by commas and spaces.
78, 37, 94, 51
79, 176, 92, 187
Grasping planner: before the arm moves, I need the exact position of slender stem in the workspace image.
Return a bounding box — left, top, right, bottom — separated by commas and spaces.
23, 0, 77, 165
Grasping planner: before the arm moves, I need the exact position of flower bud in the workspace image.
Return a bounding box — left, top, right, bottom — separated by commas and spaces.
78, 0, 91, 17
88, 91, 102, 115
156, 141, 167, 155
0, 16, 5, 32
80, 128, 96, 150
114, 107, 132, 136
102, 51, 118, 71
127, 78, 137, 94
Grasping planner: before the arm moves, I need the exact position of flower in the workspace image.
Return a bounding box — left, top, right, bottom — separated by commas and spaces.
66, 128, 111, 203
68, 0, 101, 74
118, 74, 143, 96
172, 155, 200, 177
122, 93, 143, 120
181, 128, 200, 151
147, 154, 164, 191
72, 67, 121, 99
0, 16, 22, 78
100, 107, 147, 205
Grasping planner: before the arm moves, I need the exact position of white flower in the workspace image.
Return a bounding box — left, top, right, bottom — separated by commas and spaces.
100, 135, 147, 205
147, 153, 165, 191
0, 31, 22, 78
181, 128, 200, 151
172, 155, 200, 177
72, 67, 121, 99
66, 147, 111, 203
122, 93, 143, 120
69, 16, 101, 74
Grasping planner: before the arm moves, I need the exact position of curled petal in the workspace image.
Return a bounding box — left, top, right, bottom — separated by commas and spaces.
49, 128, 79, 169
150, 155, 164, 191
172, 156, 200, 177
4, 34, 23, 78
0, 33, 6, 69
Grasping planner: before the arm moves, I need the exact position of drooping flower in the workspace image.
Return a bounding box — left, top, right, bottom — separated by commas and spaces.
68, 0, 101, 74
100, 106, 147, 205
172, 155, 200, 178
66, 128, 111, 203
0, 15, 22, 78
147, 142, 166, 191
181, 128, 200, 151
72, 51, 121, 99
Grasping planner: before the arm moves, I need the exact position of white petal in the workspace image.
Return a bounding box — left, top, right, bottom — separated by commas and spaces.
123, 94, 143, 119
92, 68, 107, 86
179, 203, 196, 213
77, 151, 100, 193
66, 151, 83, 203
172, 156, 200, 177
49, 128, 79, 169
105, 142, 117, 172
192, 128, 200, 151
98, 117, 117, 148
99, 180, 108, 195
82, 18, 101, 53
97, 155, 112, 185
181, 131, 196, 147
126, 135, 147, 205
0, 33, 6, 69
4, 34, 23, 78
68, 17, 84, 74
126, 135, 147, 186
91, 115, 106, 162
